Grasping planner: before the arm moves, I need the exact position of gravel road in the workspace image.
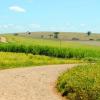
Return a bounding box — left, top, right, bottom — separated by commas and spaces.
0, 64, 76, 100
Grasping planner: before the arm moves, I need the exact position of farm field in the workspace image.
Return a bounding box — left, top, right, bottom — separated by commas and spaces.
1, 1, 100, 100
0, 35, 100, 60
3, 34, 100, 48
0, 34, 100, 100
75, 41, 100, 46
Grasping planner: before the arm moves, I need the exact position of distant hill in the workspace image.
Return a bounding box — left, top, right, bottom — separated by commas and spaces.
13, 32, 100, 41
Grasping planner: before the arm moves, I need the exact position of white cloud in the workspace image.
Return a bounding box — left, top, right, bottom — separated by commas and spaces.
9, 6, 26, 13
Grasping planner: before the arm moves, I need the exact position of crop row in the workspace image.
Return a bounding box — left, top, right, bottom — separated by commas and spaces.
0, 43, 100, 59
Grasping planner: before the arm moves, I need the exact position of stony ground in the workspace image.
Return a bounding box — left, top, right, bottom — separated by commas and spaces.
0, 64, 76, 100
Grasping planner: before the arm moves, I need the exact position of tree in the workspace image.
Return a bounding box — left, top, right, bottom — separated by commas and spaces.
41, 35, 44, 38
14, 33, 18, 36
87, 31, 91, 36
48, 34, 53, 39
53, 32, 59, 39
27, 31, 31, 35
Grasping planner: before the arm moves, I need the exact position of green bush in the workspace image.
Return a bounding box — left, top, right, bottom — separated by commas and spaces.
57, 64, 100, 100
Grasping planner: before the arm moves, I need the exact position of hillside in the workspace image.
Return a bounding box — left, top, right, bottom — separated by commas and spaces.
17, 32, 100, 41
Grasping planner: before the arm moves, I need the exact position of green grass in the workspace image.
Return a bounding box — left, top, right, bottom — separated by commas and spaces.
1, 34, 100, 99
0, 52, 83, 70
4, 35, 100, 48
0, 35, 100, 60
0, 42, 100, 60
57, 64, 100, 100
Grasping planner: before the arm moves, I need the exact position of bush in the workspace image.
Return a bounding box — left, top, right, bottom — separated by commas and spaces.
72, 37, 79, 40
57, 64, 100, 100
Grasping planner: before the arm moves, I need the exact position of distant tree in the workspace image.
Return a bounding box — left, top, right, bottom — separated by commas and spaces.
27, 31, 31, 35
87, 31, 91, 36
48, 34, 53, 39
41, 35, 44, 38
14, 33, 18, 36
53, 32, 59, 39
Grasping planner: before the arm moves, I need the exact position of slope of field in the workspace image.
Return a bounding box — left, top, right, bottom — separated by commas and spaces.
3, 35, 100, 48
18, 32, 100, 41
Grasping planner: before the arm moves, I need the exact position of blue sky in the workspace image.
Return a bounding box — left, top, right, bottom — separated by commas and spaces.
0, 0, 100, 33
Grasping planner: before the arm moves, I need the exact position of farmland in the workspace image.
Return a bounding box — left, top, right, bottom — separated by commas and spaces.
0, 33, 100, 100
0, 35, 100, 60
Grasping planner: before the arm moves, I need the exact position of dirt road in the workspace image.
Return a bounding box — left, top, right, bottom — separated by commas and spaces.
0, 64, 76, 100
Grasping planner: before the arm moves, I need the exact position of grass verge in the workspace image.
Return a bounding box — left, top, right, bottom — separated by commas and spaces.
57, 64, 100, 100
0, 52, 83, 70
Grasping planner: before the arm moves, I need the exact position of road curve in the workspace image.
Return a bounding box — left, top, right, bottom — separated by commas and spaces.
0, 64, 77, 100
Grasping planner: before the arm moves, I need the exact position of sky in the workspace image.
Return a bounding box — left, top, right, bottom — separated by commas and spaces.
0, 0, 100, 33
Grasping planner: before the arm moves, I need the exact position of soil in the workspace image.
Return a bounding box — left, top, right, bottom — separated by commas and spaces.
0, 64, 76, 100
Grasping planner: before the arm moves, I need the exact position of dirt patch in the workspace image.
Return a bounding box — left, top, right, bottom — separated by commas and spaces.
0, 64, 76, 100
0, 37, 7, 43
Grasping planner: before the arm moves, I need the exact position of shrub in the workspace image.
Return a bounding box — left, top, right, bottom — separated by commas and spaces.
72, 37, 79, 40
57, 64, 100, 100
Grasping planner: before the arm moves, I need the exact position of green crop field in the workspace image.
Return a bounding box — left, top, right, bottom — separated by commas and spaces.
0, 33, 100, 100
0, 35, 100, 60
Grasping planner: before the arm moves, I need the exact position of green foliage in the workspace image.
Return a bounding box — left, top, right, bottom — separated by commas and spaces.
57, 64, 100, 100
53, 32, 59, 39
0, 43, 100, 59
87, 31, 91, 36
0, 35, 100, 62
0, 52, 82, 69
14, 33, 18, 36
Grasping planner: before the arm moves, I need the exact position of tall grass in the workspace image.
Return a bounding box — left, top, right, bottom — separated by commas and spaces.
0, 35, 100, 61
57, 64, 100, 100
0, 52, 82, 69
0, 43, 100, 59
